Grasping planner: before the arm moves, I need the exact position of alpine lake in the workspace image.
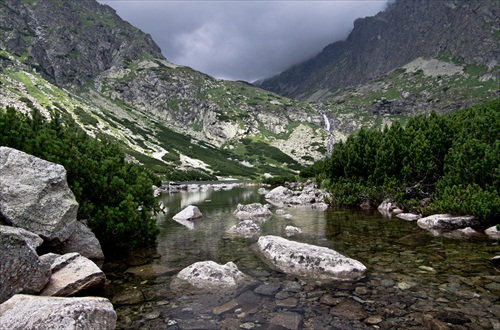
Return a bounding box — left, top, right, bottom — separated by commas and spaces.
102, 184, 500, 330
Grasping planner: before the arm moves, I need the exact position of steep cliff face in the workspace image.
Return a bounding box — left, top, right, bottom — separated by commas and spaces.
258, 0, 500, 100
0, 0, 162, 87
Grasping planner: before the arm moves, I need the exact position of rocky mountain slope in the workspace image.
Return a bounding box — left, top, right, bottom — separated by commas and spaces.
1, 0, 345, 179
258, 0, 499, 107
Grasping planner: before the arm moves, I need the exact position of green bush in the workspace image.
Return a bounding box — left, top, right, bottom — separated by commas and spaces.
315, 99, 500, 222
0, 107, 160, 256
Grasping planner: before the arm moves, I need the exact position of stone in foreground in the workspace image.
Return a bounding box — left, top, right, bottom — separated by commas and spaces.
174, 261, 253, 290
233, 203, 272, 220
417, 214, 478, 231
40, 253, 105, 297
0, 227, 51, 303
0, 147, 78, 244
0, 294, 116, 330
173, 205, 203, 221
256, 235, 366, 282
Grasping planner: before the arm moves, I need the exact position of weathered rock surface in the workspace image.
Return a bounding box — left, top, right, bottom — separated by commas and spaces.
173, 205, 203, 221
233, 203, 272, 220
285, 225, 303, 237
256, 235, 367, 282
173, 261, 253, 290
0, 225, 43, 250
265, 184, 330, 209
0, 147, 78, 244
417, 214, 479, 231
0, 227, 51, 303
485, 225, 500, 240
228, 220, 261, 238
0, 294, 116, 330
378, 199, 399, 217
40, 253, 105, 297
56, 221, 104, 262
396, 213, 421, 221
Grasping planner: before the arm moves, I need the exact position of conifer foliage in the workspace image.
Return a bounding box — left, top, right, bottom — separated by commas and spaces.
307, 100, 500, 222
0, 107, 160, 256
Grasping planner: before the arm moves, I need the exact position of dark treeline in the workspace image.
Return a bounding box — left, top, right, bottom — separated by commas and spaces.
0, 107, 160, 256
302, 100, 499, 223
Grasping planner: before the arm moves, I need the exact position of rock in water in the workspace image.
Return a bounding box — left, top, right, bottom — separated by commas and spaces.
173, 261, 253, 290
0, 147, 78, 244
0, 294, 116, 330
228, 220, 261, 238
0, 227, 51, 303
233, 203, 272, 220
256, 235, 366, 282
172, 205, 203, 221
417, 214, 478, 231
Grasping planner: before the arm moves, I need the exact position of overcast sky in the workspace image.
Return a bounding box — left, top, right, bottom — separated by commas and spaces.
98, 0, 391, 82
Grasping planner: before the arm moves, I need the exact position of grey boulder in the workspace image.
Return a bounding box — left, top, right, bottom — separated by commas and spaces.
56, 221, 104, 262
233, 203, 272, 220
0, 227, 51, 303
417, 214, 479, 231
0, 294, 116, 330
256, 235, 367, 282
0, 147, 78, 244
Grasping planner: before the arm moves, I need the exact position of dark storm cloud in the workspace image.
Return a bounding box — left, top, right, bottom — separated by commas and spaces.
98, 0, 391, 82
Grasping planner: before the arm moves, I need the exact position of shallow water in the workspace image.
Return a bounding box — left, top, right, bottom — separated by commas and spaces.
104, 185, 500, 329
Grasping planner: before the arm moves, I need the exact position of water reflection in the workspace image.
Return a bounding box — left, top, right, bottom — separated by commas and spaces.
107, 186, 500, 330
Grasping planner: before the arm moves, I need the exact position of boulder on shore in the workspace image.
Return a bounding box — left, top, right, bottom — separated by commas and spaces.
0, 226, 51, 303
40, 253, 105, 297
417, 214, 479, 231
256, 235, 367, 282
56, 221, 104, 262
0, 294, 116, 330
173, 205, 202, 221
0, 147, 78, 244
173, 261, 254, 291
233, 203, 272, 220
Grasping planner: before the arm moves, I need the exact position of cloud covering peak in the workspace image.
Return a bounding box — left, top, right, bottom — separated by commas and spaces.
98, 0, 391, 82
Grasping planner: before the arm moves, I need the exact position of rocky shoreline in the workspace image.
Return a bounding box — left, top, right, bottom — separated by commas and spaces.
0, 147, 115, 329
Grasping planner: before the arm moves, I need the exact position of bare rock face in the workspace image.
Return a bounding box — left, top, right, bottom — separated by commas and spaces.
396, 213, 421, 221
0, 294, 116, 330
233, 203, 272, 220
0, 227, 51, 303
40, 253, 105, 297
0, 147, 78, 245
173, 261, 254, 291
56, 221, 104, 262
228, 220, 261, 238
417, 214, 479, 231
256, 235, 367, 282
173, 205, 203, 221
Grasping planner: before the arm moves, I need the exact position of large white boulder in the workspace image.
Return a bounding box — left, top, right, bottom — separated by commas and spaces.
233, 203, 272, 220
172, 205, 202, 221
256, 235, 367, 282
0, 147, 78, 244
265, 186, 294, 201
0, 294, 116, 330
417, 214, 479, 231
174, 261, 253, 290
